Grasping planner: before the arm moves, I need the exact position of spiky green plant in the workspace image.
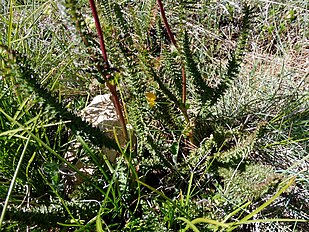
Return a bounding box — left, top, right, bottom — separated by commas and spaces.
1, 0, 308, 231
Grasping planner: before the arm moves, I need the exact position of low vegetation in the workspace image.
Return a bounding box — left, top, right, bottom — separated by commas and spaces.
0, 0, 308, 231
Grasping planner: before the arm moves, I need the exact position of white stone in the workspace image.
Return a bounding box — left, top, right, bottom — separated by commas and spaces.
81, 94, 119, 129
63, 94, 122, 193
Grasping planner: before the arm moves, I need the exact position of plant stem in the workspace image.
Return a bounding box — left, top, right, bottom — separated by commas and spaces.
88, 0, 128, 140
156, 0, 192, 144
157, 0, 177, 46
106, 82, 128, 140
88, 0, 108, 64
157, 0, 187, 104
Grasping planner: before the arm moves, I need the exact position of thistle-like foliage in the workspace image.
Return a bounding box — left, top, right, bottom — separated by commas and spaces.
1, 46, 119, 151
61, 0, 108, 80
183, 30, 216, 105
4, 198, 100, 230
222, 5, 255, 90
3, 1, 296, 230
183, 4, 255, 109
161, 47, 183, 98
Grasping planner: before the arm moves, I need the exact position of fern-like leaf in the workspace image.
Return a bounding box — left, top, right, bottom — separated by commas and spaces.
1, 46, 120, 151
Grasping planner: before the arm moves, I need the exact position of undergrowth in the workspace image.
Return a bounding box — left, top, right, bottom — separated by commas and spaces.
0, 0, 308, 231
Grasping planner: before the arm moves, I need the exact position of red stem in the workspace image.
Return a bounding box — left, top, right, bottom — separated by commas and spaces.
157, 0, 187, 105
157, 0, 177, 47
88, 0, 128, 140
89, 0, 109, 65
156, 0, 194, 144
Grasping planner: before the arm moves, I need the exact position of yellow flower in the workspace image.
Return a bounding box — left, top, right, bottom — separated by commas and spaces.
145, 92, 157, 107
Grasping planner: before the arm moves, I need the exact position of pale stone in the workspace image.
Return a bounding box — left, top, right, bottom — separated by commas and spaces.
63, 94, 123, 194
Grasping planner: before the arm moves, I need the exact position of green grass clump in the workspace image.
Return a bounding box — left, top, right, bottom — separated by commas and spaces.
0, 0, 308, 231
